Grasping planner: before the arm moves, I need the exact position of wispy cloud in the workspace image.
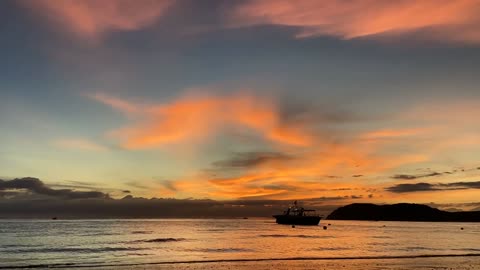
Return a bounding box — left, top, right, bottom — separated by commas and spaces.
229, 0, 480, 43
88, 91, 313, 148
361, 128, 427, 140
212, 151, 293, 169
86, 93, 139, 114
54, 138, 107, 152
386, 181, 480, 193
23, 0, 174, 41
392, 172, 443, 180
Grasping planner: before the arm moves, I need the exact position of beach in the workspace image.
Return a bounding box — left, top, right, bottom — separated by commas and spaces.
78, 256, 480, 270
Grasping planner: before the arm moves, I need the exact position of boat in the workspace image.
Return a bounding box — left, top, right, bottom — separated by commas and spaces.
273, 201, 321, 225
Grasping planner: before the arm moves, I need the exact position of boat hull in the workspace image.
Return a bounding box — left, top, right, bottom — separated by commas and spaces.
273, 215, 321, 225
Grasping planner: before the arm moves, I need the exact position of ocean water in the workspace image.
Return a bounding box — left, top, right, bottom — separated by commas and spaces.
0, 219, 479, 268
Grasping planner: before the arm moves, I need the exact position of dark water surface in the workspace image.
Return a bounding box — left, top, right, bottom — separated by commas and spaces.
1, 219, 479, 268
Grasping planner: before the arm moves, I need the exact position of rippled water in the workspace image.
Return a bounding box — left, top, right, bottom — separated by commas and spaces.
1, 219, 479, 268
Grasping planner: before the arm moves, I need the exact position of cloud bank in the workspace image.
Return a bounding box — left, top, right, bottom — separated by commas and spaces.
0, 177, 108, 199
0, 177, 346, 218
21, 0, 480, 44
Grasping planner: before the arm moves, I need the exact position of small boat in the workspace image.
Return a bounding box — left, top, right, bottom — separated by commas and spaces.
273, 201, 321, 225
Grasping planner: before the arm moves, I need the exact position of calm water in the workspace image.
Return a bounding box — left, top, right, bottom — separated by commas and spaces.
1, 219, 479, 268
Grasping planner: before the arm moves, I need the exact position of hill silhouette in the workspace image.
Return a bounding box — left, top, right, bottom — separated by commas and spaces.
327, 203, 480, 222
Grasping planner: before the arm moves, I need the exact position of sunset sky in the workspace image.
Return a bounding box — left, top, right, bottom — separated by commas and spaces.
1, 0, 480, 213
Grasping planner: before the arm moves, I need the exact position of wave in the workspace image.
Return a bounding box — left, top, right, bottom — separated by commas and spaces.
453, 248, 480, 252
310, 247, 350, 251
198, 229, 228, 232
259, 234, 334, 239
130, 231, 153, 234
396, 246, 441, 251
0, 244, 44, 248
77, 232, 121, 236
142, 238, 185, 243
184, 248, 254, 253
2, 253, 479, 269
2, 246, 147, 254
371, 235, 392, 239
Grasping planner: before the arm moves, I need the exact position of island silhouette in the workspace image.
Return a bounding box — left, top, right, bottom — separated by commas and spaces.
327, 203, 480, 222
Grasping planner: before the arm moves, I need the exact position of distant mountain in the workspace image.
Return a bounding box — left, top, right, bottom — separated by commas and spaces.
327, 203, 480, 222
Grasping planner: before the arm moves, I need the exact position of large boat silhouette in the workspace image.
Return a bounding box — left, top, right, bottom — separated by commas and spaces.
273, 201, 321, 225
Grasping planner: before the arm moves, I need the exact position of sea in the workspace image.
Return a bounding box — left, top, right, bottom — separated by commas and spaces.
0, 219, 479, 268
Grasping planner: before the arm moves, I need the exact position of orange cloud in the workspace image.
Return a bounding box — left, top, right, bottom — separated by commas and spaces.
399, 100, 480, 156
230, 0, 480, 43
88, 92, 480, 201
202, 141, 428, 199
89, 92, 313, 149
361, 128, 428, 140
24, 0, 173, 40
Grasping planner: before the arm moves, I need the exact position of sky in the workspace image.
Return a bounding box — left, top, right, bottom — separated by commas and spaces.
1, 0, 480, 216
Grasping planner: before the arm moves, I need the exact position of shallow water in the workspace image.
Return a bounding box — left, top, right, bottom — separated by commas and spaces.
0, 219, 479, 268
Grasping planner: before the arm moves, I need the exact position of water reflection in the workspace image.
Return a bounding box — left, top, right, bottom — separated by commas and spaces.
0, 219, 479, 268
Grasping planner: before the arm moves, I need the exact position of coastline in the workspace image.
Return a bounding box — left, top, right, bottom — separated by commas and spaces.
4, 254, 480, 269
125, 256, 480, 270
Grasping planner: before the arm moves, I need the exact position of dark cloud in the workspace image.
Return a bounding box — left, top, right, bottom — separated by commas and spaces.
425, 172, 443, 177
386, 181, 480, 193
391, 172, 443, 180
392, 174, 420, 180
0, 178, 108, 199
212, 151, 292, 168
352, 175, 363, 178
440, 181, 480, 189
391, 165, 480, 180
385, 182, 436, 193
157, 180, 177, 192
122, 190, 131, 194
261, 184, 298, 191
331, 188, 353, 191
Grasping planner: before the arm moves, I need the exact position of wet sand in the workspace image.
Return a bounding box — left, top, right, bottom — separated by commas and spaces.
91, 255, 480, 270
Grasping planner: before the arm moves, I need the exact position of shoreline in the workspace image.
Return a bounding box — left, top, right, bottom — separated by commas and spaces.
3, 253, 480, 269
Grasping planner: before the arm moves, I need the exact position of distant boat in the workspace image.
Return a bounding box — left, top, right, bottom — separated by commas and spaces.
273, 201, 321, 225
